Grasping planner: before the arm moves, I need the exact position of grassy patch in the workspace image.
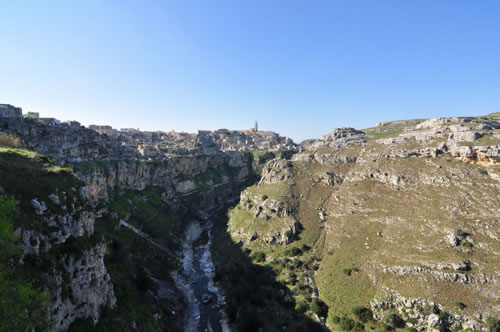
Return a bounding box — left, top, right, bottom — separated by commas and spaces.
0, 148, 84, 230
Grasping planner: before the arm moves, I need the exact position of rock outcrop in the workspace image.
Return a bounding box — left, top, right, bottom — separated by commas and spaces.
51, 243, 116, 331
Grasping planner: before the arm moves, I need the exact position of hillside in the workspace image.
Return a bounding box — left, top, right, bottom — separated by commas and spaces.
0, 113, 499, 331
218, 114, 500, 331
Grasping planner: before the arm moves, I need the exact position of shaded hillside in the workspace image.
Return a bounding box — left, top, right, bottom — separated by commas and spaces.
221, 114, 500, 331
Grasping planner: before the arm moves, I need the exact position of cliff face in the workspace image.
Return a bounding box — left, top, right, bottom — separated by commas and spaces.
0, 117, 297, 164
0, 148, 116, 331
1, 112, 499, 331
0, 116, 273, 331
220, 113, 500, 331
51, 243, 116, 331
76, 152, 251, 205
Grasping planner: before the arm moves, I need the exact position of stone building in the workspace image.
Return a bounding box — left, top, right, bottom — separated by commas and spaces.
89, 125, 117, 136
0, 104, 22, 118
27, 112, 40, 119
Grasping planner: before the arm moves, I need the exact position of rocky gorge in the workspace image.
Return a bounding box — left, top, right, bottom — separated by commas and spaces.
0, 112, 499, 331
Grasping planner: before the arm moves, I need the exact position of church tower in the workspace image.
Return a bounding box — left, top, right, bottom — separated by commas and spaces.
254, 120, 258, 132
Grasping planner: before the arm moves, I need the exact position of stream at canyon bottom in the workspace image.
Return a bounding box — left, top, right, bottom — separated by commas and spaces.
173, 214, 231, 332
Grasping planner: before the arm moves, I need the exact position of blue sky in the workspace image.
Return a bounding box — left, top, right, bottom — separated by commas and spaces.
1, 1, 499, 142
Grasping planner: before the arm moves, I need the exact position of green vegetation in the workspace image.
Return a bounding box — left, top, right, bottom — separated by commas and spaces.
310, 298, 328, 318
487, 317, 500, 332
0, 147, 84, 230
369, 129, 404, 140
194, 166, 239, 186
352, 306, 373, 323
0, 195, 49, 331
338, 315, 355, 331
251, 250, 266, 263
212, 208, 325, 331
73, 187, 184, 331
343, 267, 359, 276
70, 160, 112, 174
284, 246, 302, 257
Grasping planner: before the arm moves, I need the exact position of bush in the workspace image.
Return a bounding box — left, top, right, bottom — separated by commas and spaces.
0, 133, 21, 148
295, 299, 308, 313
374, 324, 394, 332
461, 241, 473, 248
352, 306, 373, 323
406, 328, 418, 332
261, 195, 268, 200
353, 322, 365, 332
455, 301, 466, 310
284, 246, 302, 257
300, 244, 311, 252
339, 316, 355, 331
343, 267, 359, 276
478, 168, 489, 175
487, 317, 500, 332
310, 298, 328, 318
330, 315, 341, 324
251, 251, 266, 263
386, 313, 405, 328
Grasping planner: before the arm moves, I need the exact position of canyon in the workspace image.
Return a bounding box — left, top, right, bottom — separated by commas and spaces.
0, 111, 499, 331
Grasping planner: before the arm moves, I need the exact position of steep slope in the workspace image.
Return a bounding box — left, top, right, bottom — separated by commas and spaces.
221, 114, 500, 331
0, 116, 301, 331
0, 147, 116, 331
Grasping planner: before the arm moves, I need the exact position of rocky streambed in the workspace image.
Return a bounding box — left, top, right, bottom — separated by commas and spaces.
173, 216, 231, 332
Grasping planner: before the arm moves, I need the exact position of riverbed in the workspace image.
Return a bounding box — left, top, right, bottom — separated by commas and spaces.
173, 216, 231, 332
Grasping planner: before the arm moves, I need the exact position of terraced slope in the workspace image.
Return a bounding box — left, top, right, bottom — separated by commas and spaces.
218, 114, 500, 331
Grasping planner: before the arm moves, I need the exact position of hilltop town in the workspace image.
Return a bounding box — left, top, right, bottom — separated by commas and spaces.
0, 104, 297, 163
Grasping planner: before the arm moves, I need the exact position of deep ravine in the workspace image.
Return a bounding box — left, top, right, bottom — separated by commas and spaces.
173, 214, 231, 332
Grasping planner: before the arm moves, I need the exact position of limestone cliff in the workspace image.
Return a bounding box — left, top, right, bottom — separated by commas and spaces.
0, 148, 116, 331
220, 113, 500, 331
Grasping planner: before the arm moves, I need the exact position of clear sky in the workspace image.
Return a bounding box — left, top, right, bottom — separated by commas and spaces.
1, 1, 499, 142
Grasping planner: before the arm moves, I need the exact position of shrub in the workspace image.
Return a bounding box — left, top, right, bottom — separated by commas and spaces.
339, 316, 356, 331
461, 241, 473, 248
353, 322, 365, 332
352, 306, 374, 323
487, 317, 500, 332
310, 298, 328, 318
407, 318, 418, 324
295, 299, 308, 313
343, 267, 359, 276
300, 244, 311, 252
455, 301, 466, 310
284, 246, 302, 257
478, 168, 488, 175
374, 324, 394, 332
422, 304, 439, 315
406, 328, 418, 332
0, 133, 21, 148
251, 251, 266, 263
261, 195, 268, 200
330, 315, 341, 324
386, 313, 405, 328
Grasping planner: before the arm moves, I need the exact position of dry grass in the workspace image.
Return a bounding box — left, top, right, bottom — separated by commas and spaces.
0, 133, 21, 148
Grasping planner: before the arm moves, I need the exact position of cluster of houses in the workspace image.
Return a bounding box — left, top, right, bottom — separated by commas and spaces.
1, 104, 297, 158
